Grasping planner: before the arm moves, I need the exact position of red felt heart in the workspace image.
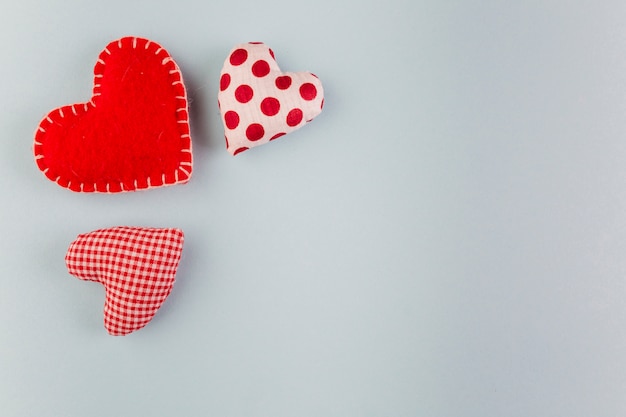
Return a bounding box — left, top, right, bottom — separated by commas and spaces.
65, 226, 184, 336
34, 37, 192, 193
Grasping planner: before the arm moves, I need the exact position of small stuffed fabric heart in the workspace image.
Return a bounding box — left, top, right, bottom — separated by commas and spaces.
34, 37, 192, 192
65, 226, 184, 335
218, 42, 324, 155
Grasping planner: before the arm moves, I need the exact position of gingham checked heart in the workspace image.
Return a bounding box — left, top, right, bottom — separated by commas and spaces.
65, 226, 184, 335
218, 42, 324, 155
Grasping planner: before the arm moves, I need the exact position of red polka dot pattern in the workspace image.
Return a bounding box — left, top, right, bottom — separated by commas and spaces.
220, 73, 231, 91
270, 132, 286, 140
299, 83, 317, 101
224, 111, 240, 129
229, 48, 248, 66
252, 60, 270, 77
286, 108, 303, 127
246, 123, 265, 141
275, 75, 292, 90
218, 42, 324, 155
235, 85, 254, 103
260, 97, 280, 116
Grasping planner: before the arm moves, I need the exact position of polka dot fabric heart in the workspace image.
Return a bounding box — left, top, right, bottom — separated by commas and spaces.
65, 226, 184, 336
218, 42, 324, 155
34, 37, 192, 192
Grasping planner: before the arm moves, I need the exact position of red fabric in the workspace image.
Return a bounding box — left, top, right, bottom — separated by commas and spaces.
65, 226, 184, 336
34, 37, 192, 193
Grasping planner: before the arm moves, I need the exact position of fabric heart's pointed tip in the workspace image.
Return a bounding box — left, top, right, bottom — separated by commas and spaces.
104, 318, 153, 336
227, 146, 249, 156
105, 325, 135, 337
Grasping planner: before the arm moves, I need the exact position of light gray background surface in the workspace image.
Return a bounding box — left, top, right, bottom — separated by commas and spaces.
2, 0, 626, 416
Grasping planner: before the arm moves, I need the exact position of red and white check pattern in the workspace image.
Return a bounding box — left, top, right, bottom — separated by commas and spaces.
65, 226, 184, 336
